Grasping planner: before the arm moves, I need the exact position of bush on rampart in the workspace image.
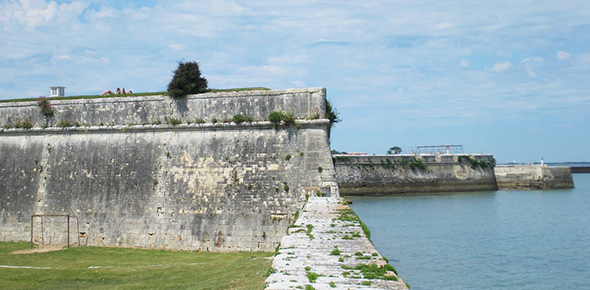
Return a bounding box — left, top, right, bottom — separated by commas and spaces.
268, 111, 296, 127
167, 61, 208, 99
233, 114, 246, 124
36, 96, 54, 117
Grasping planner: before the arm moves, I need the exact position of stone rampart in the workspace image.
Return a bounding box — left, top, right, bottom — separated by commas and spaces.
494, 165, 574, 190
0, 88, 337, 252
0, 88, 326, 128
334, 154, 498, 195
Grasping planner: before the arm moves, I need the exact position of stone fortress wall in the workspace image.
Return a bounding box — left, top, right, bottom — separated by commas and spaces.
334, 154, 499, 195
334, 154, 574, 195
0, 88, 337, 251
494, 164, 574, 190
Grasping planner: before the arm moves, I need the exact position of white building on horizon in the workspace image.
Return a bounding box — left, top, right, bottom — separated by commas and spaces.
50, 86, 65, 97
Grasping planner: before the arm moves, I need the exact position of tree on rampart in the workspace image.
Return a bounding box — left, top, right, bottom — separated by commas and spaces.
388, 146, 402, 154
167, 61, 208, 98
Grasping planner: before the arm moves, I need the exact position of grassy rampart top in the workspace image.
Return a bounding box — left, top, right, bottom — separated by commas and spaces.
0, 87, 270, 103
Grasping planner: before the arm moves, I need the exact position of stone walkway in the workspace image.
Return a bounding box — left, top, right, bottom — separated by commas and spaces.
266, 196, 408, 290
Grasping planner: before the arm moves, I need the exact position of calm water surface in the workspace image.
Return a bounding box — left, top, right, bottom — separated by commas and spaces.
349, 174, 590, 290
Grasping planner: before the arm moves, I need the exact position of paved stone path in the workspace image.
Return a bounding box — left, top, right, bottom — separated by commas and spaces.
266, 196, 408, 290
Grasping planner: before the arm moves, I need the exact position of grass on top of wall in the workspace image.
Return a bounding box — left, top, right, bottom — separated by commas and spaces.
0, 242, 272, 290
0, 87, 271, 103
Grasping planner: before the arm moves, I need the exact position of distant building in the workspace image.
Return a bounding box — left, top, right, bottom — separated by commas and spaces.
50, 86, 65, 97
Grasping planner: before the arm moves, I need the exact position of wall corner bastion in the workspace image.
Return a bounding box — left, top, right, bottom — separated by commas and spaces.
0, 88, 337, 252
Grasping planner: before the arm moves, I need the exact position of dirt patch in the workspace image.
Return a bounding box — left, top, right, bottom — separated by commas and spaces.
11, 244, 66, 255
334, 204, 350, 211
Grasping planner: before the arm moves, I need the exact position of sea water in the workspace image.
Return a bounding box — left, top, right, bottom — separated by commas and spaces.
349, 174, 590, 290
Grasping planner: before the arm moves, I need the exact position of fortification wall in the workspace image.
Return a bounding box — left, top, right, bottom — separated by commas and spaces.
0, 88, 337, 251
334, 154, 498, 195
0, 88, 326, 128
494, 165, 574, 190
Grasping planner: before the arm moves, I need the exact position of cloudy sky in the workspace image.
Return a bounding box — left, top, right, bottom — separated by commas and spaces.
2, 0, 589, 163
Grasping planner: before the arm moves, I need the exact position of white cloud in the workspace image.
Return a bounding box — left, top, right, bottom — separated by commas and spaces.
83, 5, 120, 20
522, 57, 543, 63
525, 66, 536, 77
490, 61, 512, 72
521, 57, 543, 77
556, 50, 571, 60
0, 0, 590, 161
437, 22, 454, 30
51, 55, 109, 64
168, 44, 187, 51
51, 55, 71, 61
0, 0, 86, 30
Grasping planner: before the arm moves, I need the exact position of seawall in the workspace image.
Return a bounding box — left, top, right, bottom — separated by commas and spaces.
334, 154, 498, 195
266, 196, 408, 289
0, 88, 338, 252
570, 166, 590, 174
494, 165, 574, 190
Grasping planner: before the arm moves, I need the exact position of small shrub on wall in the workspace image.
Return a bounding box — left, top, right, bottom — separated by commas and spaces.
269, 111, 283, 125
325, 100, 341, 124
36, 96, 54, 117
232, 114, 246, 124
16, 119, 33, 129
165, 117, 182, 126
283, 112, 296, 126
268, 111, 297, 127
57, 120, 80, 128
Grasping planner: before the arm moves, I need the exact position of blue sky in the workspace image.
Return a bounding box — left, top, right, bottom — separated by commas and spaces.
1, 0, 589, 163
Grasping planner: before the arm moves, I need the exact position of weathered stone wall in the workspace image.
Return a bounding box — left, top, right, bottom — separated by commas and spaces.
494, 165, 574, 190
0, 88, 337, 251
334, 154, 498, 195
0, 88, 327, 128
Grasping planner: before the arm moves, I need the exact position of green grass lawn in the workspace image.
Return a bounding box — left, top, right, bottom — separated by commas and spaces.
0, 242, 273, 290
